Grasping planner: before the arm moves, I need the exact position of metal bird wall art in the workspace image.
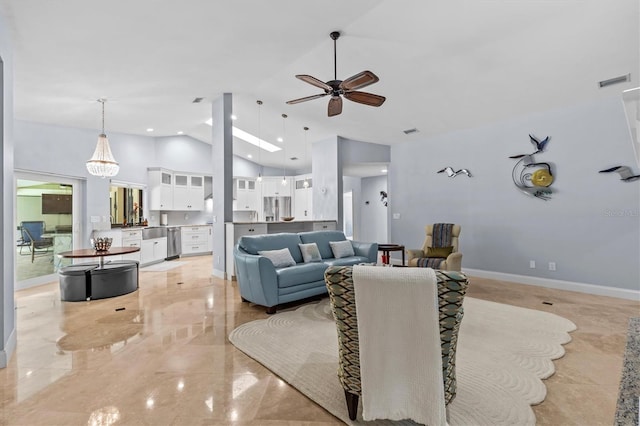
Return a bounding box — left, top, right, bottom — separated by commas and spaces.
598, 166, 640, 182
437, 167, 472, 178
509, 134, 554, 200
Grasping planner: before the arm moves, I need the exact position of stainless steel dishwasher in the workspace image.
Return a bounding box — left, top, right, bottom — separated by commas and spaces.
166, 227, 181, 260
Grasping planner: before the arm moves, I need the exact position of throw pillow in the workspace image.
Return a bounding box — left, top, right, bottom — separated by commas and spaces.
329, 240, 355, 259
258, 248, 296, 268
299, 243, 322, 263
426, 246, 454, 258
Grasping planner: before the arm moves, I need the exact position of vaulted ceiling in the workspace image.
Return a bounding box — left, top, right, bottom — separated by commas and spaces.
1, 0, 637, 175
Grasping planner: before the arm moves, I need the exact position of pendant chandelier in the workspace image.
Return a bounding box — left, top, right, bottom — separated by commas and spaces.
86, 98, 119, 178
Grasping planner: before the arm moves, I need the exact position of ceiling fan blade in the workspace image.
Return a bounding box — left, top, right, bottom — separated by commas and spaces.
296, 75, 332, 92
328, 96, 343, 117
343, 91, 386, 107
286, 93, 328, 105
340, 70, 380, 91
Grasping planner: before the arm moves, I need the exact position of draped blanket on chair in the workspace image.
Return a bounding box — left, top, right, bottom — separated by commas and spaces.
352, 265, 446, 425
416, 223, 454, 268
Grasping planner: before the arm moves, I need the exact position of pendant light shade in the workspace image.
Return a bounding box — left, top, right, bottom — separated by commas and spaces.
86, 98, 119, 178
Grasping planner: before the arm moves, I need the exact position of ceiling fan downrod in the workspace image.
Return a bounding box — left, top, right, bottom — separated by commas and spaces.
330, 31, 340, 81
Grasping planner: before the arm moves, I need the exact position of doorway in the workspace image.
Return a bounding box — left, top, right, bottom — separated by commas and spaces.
15, 172, 84, 290
343, 191, 353, 240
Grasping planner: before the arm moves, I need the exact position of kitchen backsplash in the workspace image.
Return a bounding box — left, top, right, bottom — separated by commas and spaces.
147, 210, 213, 227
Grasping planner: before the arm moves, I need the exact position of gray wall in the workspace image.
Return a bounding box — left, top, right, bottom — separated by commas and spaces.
390, 97, 640, 291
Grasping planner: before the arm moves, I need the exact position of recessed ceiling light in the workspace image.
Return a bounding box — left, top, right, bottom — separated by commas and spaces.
231, 115, 237, 120
177, 131, 184, 135
146, 128, 154, 132
247, 154, 252, 159
277, 137, 283, 142
381, 169, 388, 173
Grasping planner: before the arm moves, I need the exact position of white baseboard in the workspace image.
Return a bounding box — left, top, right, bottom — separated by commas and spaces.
212, 268, 225, 279
0, 328, 17, 368
463, 268, 640, 301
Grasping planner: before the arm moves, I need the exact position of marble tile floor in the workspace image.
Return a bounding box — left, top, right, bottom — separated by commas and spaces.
1, 255, 638, 425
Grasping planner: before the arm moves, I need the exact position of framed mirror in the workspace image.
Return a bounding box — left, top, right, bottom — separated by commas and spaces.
109, 181, 145, 226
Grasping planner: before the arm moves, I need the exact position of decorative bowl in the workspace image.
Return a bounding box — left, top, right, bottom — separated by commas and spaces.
281, 216, 295, 222
91, 237, 113, 251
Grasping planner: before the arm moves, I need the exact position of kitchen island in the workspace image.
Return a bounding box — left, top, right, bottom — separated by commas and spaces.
225, 220, 337, 280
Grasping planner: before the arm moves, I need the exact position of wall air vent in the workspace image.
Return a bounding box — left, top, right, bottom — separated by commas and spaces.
192, 97, 204, 103
403, 128, 419, 135
598, 74, 630, 88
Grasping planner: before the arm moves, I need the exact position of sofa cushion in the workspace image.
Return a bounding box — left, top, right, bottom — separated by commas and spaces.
258, 248, 296, 268
323, 256, 371, 267
299, 230, 348, 259
426, 246, 454, 258
299, 242, 322, 263
239, 233, 304, 263
330, 240, 355, 258
276, 262, 328, 288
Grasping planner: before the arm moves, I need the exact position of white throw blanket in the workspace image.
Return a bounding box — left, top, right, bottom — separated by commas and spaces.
352, 265, 446, 426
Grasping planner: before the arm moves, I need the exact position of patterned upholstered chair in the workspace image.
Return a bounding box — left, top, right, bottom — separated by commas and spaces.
407, 223, 462, 271
324, 265, 469, 421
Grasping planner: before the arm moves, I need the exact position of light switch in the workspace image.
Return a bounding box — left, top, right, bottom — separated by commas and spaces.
392, 213, 401, 219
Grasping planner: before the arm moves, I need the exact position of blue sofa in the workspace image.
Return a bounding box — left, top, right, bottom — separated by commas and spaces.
234, 230, 377, 313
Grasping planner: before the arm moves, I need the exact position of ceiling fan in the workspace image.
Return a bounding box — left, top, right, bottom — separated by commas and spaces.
286, 31, 386, 117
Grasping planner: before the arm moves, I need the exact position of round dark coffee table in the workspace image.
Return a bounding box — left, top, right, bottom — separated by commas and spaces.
378, 243, 405, 266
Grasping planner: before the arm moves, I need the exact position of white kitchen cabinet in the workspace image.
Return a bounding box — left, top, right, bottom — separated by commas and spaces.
181, 225, 212, 256
261, 177, 293, 197
121, 229, 142, 263
141, 237, 167, 266
148, 168, 174, 210
173, 173, 204, 211
235, 178, 259, 211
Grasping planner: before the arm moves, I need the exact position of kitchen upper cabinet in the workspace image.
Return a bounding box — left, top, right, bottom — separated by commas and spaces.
235, 178, 258, 211
149, 168, 205, 211
261, 177, 293, 197
174, 173, 204, 210
148, 168, 174, 210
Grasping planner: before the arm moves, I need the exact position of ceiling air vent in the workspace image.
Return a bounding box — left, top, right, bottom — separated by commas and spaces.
403, 128, 419, 135
192, 97, 204, 103
598, 74, 630, 88
290, 157, 298, 161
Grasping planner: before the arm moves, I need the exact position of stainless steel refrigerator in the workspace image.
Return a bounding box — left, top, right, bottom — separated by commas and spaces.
263, 196, 291, 221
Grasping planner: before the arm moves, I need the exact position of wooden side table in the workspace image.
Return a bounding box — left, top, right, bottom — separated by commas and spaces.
378, 244, 405, 266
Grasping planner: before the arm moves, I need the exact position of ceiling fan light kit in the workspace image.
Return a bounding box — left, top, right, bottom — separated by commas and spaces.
286, 31, 386, 117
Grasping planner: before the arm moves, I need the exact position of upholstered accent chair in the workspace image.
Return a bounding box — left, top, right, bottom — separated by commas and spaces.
324, 265, 469, 421
20, 221, 54, 263
407, 224, 462, 271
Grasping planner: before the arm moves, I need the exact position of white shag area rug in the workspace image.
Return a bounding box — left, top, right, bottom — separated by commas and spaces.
140, 261, 188, 272
229, 297, 576, 425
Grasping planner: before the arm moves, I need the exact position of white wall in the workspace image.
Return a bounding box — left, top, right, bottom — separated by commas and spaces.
360, 175, 388, 244
0, 8, 16, 368
390, 97, 640, 294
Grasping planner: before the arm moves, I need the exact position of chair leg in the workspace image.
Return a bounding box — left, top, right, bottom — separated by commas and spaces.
344, 390, 359, 421
31, 245, 35, 263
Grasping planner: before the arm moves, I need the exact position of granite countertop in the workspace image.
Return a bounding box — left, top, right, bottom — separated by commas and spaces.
615, 317, 639, 425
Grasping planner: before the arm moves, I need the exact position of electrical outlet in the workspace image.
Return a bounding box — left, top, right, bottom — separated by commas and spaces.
529, 260, 536, 269
393, 213, 401, 219
216, 255, 220, 265
548, 262, 556, 271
